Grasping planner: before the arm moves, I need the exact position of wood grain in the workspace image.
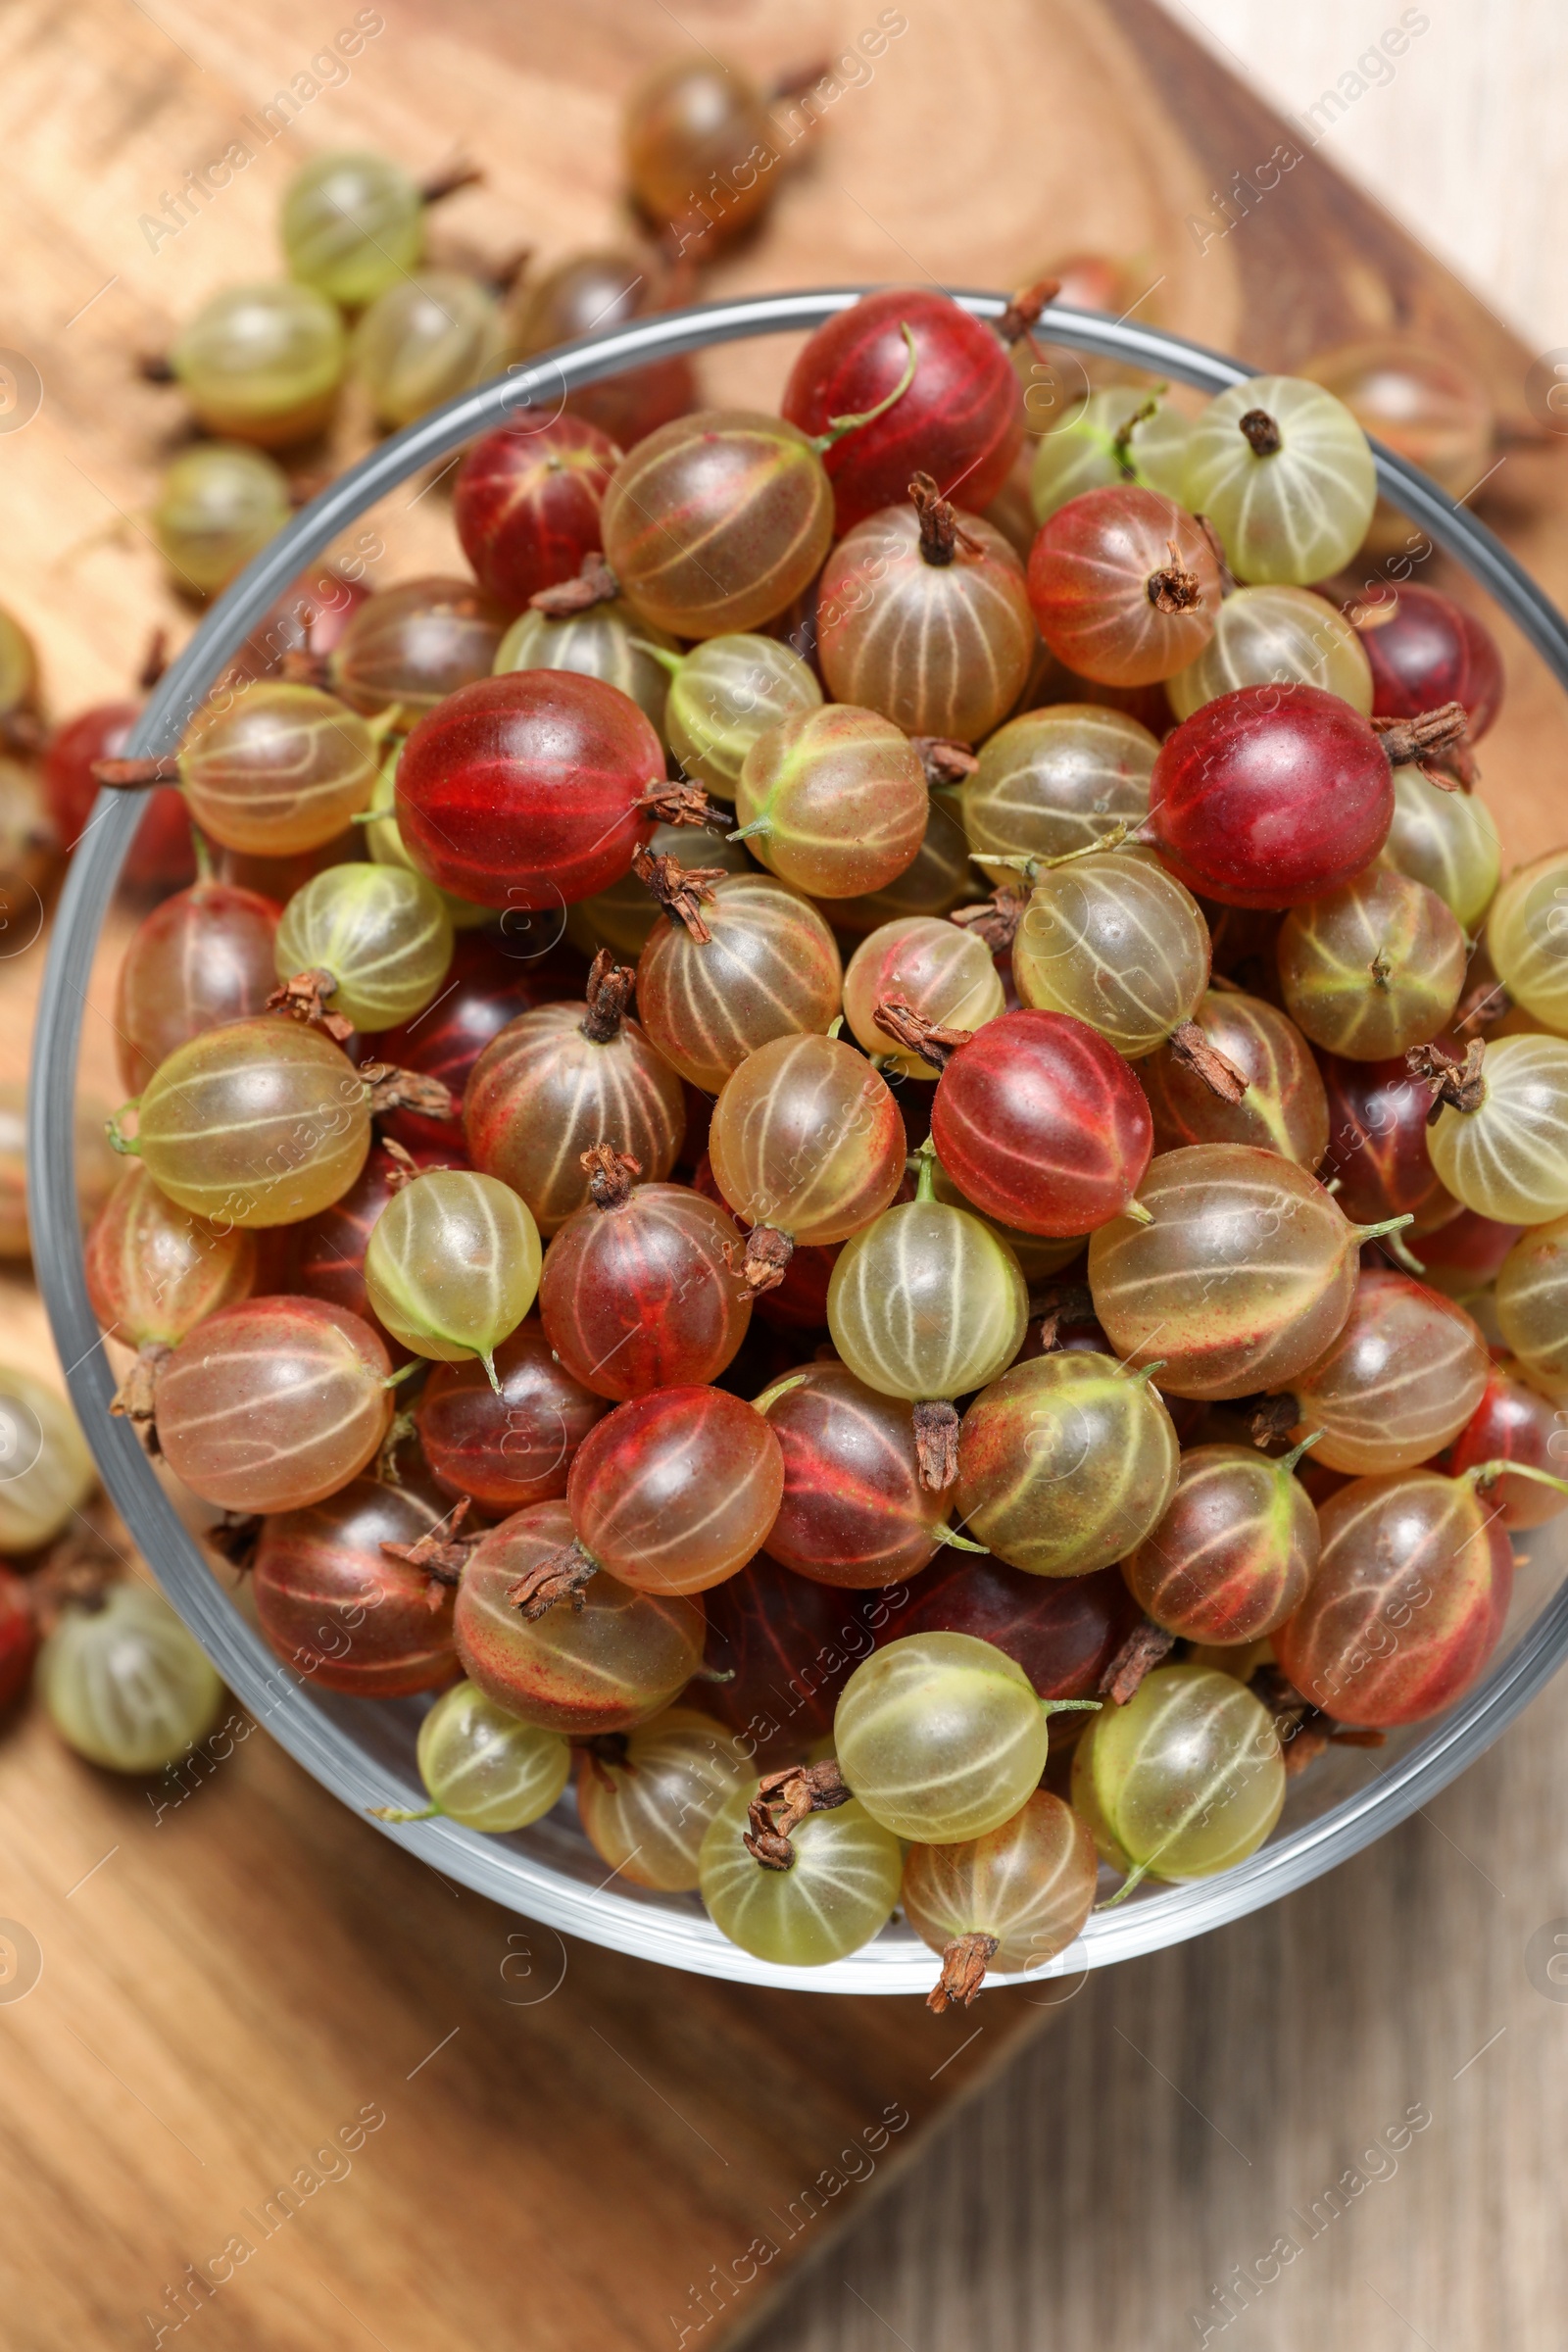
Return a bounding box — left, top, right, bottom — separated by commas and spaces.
0, 2, 1563, 2349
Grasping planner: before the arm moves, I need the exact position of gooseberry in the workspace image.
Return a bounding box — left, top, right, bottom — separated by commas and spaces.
454, 1501, 705, 1733
955, 1350, 1178, 1576
1088, 1145, 1409, 1397
153, 1296, 392, 1512
1276, 866, 1466, 1059
1026, 485, 1220, 686
40, 1586, 222, 1772
961, 704, 1158, 874
364, 1166, 541, 1384
1165, 583, 1373, 721
1182, 376, 1376, 584
1090, 1662, 1285, 1879
904, 1790, 1098, 2006
1284, 1270, 1491, 1476
463, 955, 685, 1234
1123, 1439, 1320, 1643
171, 280, 345, 445
733, 704, 927, 899
576, 1706, 751, 1890
454, 416, 621, 612
274, 862, 454, 1034
817, 479, 1036, 740
416, 1320, 608, 1513
252, 1473, 460, 1695
662, 632, 822, 801
634, 870, 842, 1094
113, 879, 281, 1095
1141, 988, 1329, 1165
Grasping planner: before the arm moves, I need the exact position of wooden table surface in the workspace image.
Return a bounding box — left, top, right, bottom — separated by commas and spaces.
1, 3, 1566, 2348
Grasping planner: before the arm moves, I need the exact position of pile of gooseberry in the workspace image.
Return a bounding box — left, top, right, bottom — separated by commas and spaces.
69, 274, 1568, 2013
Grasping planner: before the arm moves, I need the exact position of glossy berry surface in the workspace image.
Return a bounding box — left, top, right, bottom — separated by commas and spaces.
1274, 1469, 1512, 1726
904, 1789, 1098, 1981
509, 250, 697, 448
1353, 583, 1504, 739
962, 704, 1158, 874
879, 1556, 1140, 1699
759, 1362, 955, 1589
735, 704, 928, 900
464, 996, 685, 1235
40, 1587, 221, 1772
1318, 1054, 1455, 1232
1182, 376, 1376, 585
1427, 1037, 1568, 1225
708, 1034, 906, 1246
1166, 584, 1373, 721
86, 1165, 256, 1348
1289, 1270, 1490, 1476
252, 1474, 459, 1696
930, 1007, 1153, 1238
371, 930, 582, 1152
635, 874, 842, 1094
1088, 1146, 1379, 1398
1488, 847, 1568, 1033
154, 1296, 392, 1513
568, 1385, 782, 1595
836, 1631, 1054, 1844
1027, 486, 1220, 686
1277, 868, 1465, 1060
700, 1783, 902, 1966
455, 1500, 705, 1733
454, 416, 620, 612
1089, 1663, 1285, 1879
539, 1181, 751, 1398
275, 862, 454, 1036
576, 1706, 750, 1891
818, 501, 1035, 741
365, 1168, 541, 1377
1384, 766, 1500, 932
780, 289, 1023, 532
1141, 989, 1329, 1165
125, 1016, 370, 1228
1495, 1215, 1568, 1386
1012, 850, 1211, 1057
828, 1189, 1028, 1406
45, 703, 192, 890
287, 1141, 464, 1333
396, 670, 662, 910
175, 683, 378, 857
1122, 1443, 1319, 1643
663, 633, 822, 802
955, 1350, 1179, 1577
416, 1319, 608, 1512
113, 879, 281, 1096
329, 576, 506, 726
602, 410, 833, 638
1447, 1361, 1568, 1527
414, 1681, 570, 1833
844, 917, 1004, 1076
1149, 684, 1396, 909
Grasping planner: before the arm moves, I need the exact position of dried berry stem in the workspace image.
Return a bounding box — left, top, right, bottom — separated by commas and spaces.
92, 753, 180, 790
1406, 1036, 1486, 1119
872, 994, 972, 1070
929, 1932, 1001, 2013
1167, 1019, 1249, 1102
1237, 408, 1282, 457
631, 845, 726, 942
528, 553, 619, 616
1098, 1617, 1176, 1704
639, 777, 720, 828
912, 1398, 960, 1492
581, 1143, 641, 1208
993, 279, 1060, 345
1372, 703, 1473, 788
268, 968, 354, 1044
744, 1757, 851, 1869
908, 470, 983, 567
950, 884, 1027, 955
1145, 538, 1203, 614
909, 736, 979, 787
418, 159, 484, 204
381, 1497, 476, 1609
361, 1064, 460, 1122
579, 950, 636, 1044
730, 1226, 795, 1295
1242, 1392, 1300, 1448
507, 1537, 600, 1618
108, 1341, 170, 1429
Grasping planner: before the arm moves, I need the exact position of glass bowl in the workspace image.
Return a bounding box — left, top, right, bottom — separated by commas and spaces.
29, 290, 1568, 1992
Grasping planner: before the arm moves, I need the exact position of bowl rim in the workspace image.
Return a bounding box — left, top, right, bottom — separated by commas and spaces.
28, 286, 1568, 1994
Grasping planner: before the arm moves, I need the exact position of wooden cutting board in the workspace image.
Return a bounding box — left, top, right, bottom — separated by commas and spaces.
0, 4, 1562, 2348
